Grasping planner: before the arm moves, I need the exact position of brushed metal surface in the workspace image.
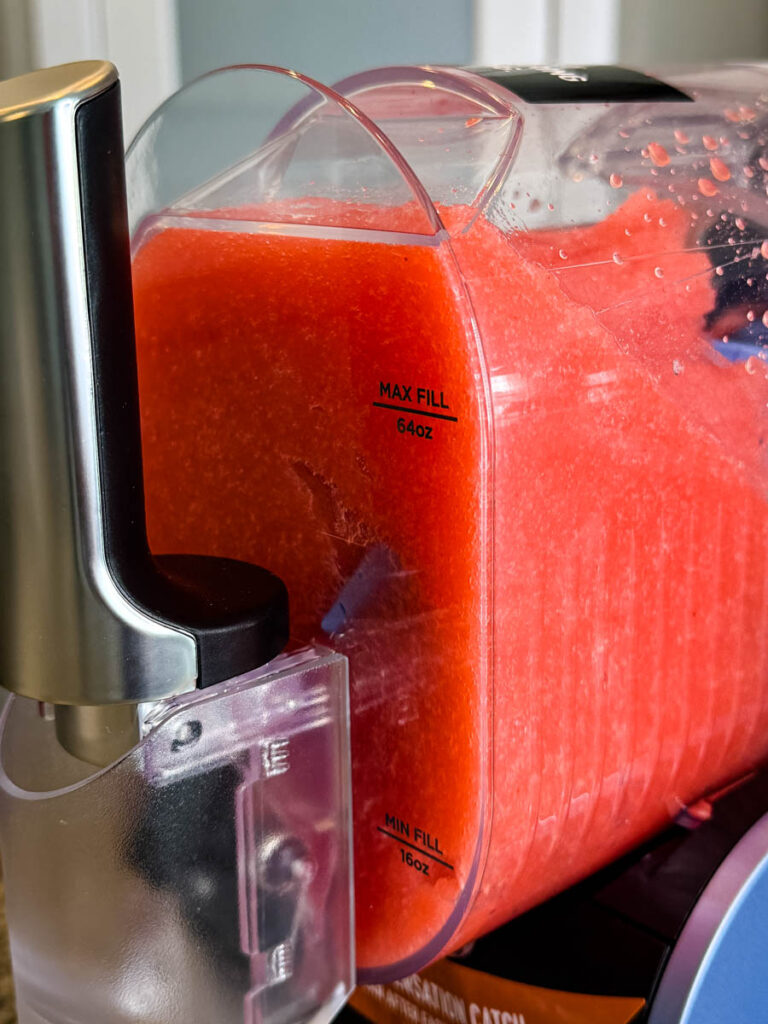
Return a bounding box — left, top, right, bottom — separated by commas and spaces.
0, 61, 112, 120
54, 703, 139, 767
0, 62, 197, 706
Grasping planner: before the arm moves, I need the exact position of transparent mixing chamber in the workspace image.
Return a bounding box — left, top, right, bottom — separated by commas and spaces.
128, 62, 768, 985
0, 648, 352, 1024
128, 65, 493, 983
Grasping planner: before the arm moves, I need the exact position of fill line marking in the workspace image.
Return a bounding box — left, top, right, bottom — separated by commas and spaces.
372, 402, 458, 422
377, 827, 455, 869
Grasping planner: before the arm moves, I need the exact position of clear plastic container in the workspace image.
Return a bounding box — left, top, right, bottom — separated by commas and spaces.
127, 64, 768, 980
0, 647, 353, 1024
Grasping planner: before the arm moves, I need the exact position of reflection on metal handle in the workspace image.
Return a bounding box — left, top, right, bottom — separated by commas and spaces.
0, 62, 198, 709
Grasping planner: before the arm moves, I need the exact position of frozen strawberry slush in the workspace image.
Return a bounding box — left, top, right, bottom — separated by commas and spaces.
134, 220, 485, 971
132, 192, 768, 972
445, 192, 768, 947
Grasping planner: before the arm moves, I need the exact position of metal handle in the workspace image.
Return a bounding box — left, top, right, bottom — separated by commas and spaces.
0, 63, 288, 730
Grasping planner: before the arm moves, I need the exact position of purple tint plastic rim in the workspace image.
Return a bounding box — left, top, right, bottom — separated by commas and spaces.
306, 70, 498, 978
317, 65, 524, 229
127, 63, 443, 237
328, 65, 518, 117
356, 805, 486, 985
267, 65, 517, 140
267, 65, 522, 225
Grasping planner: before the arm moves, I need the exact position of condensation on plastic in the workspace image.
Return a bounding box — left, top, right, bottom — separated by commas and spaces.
0, 647, 353, 1024
128, 62, 768, 982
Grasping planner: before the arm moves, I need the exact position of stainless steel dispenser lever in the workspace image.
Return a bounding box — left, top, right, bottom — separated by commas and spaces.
0, 63, 288, 763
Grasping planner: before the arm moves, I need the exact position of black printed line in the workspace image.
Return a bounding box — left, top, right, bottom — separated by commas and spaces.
376, 827, 455, 869
372, 402, 458, 422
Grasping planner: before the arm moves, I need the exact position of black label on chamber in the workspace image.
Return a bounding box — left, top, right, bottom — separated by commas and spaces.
468, 65, 692, 104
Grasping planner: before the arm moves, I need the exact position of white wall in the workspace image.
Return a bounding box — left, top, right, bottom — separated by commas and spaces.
0, 0, 180, 143
620, 0, 768, 63
176, 0, 473, 87
474, 0, 768, 65
3, 0, 768, 137
0, 0, 33, 79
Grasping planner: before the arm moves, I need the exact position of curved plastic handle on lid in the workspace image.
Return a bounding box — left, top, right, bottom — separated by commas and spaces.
126, 63, 445, 239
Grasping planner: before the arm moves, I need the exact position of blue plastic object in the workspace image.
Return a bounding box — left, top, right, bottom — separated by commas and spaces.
649, 812, 768, 1024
